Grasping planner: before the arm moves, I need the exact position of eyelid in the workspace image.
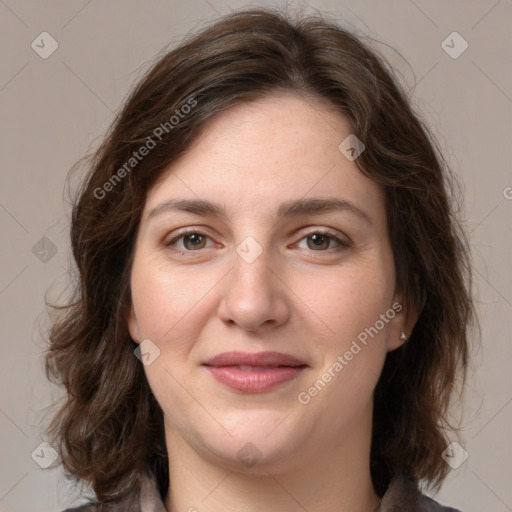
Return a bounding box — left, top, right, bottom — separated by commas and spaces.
163, 226, 351, 253
163, 227, 217, 248
293, 226, 351, 248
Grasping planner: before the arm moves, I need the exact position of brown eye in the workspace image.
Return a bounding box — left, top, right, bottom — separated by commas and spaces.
306, 233, 331, 250
297, 230, 348, 252
182, 233, 207, 250
165, 230, 214, 253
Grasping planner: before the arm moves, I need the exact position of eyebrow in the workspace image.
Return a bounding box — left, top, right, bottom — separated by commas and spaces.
147, 197, 373, 225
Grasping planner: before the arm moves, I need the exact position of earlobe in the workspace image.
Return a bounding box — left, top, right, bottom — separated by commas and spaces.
386, 291, 419, 352
387, 328, 407, 352
387, 324, 411, 352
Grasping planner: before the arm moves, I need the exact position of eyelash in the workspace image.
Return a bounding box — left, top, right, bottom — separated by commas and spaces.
164, 227, 350, 256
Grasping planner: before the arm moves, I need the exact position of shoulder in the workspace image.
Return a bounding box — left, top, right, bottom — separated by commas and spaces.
61, 506, 99, 512
378, 472, 463, 512
61, 504, 137, 512
61, 505, 110, 512
418, 494, 462, 512
60, 501, 144, 512
60, 499, 139, 511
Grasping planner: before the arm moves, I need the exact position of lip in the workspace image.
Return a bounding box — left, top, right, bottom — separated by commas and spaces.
203, 351, 308, 393
203, 351, 307, 368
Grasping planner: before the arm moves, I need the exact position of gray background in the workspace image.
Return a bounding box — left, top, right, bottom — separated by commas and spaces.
0, 1, 511, 511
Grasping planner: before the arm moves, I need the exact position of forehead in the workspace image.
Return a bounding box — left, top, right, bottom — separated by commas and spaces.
144, 93, 385, 227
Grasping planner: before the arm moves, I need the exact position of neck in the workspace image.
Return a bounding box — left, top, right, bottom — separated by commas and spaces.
163, 406, 381, 512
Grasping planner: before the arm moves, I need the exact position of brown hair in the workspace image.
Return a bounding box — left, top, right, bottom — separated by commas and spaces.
44, 7, 476, 505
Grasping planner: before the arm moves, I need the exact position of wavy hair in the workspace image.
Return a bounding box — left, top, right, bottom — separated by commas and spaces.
44, 7, 476, 505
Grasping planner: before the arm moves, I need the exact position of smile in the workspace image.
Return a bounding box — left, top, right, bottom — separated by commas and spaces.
202, 351, 308, 393
205, 365, 307, 393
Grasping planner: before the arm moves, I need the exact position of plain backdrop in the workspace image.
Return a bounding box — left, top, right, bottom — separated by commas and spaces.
0, 1, 511, 511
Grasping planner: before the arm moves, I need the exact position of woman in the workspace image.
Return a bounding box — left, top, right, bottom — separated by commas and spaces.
45, 8, 475, 512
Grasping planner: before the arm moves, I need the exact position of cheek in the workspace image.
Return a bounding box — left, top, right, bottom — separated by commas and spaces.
298, 268, 392, 402
294, 261, 393, 341
130, 255, 216, 342
129, 260, 208, 419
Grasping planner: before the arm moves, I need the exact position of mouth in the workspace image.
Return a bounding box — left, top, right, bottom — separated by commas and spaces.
202, 351, 308, 393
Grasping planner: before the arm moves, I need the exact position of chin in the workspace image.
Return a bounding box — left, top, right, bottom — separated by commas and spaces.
190, 410, 305, 473
205, 436, 300, 475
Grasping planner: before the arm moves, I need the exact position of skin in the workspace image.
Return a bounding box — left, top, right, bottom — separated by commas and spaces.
128, 92, 417, 512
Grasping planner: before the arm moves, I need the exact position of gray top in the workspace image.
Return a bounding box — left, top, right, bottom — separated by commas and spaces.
63, 472, 462, 512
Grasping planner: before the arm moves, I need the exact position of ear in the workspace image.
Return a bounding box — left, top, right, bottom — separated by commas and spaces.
127, 303, 141, 344
386, 286, 420, 352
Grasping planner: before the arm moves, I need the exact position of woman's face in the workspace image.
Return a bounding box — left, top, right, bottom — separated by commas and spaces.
128, 93, 410, 473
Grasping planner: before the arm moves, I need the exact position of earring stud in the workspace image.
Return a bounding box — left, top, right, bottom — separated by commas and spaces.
400, 331, 408, 342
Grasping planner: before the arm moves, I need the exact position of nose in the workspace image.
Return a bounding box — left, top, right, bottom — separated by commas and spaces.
216, 247, 290, 332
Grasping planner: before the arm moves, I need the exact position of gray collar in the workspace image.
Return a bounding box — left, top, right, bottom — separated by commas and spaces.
135, 471, 460, 512
67, 471, 460, 511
